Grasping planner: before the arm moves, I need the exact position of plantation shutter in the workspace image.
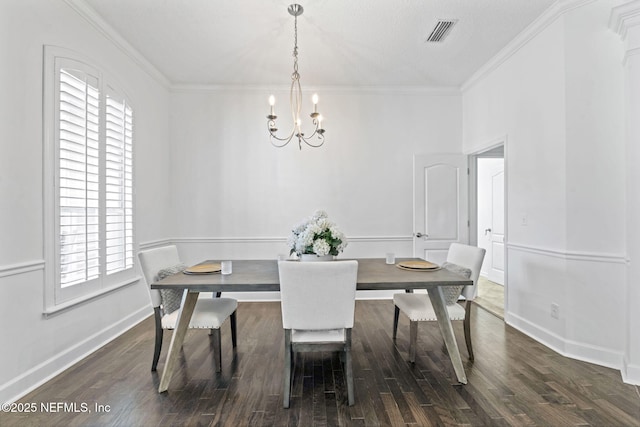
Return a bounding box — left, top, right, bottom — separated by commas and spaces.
105, 90, 134, 275
58, 68, 101, 287
45, 47, 137, 311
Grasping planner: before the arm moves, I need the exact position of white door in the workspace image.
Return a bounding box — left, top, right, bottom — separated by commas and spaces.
477, 158, 505, 285
413, 154, 468, 264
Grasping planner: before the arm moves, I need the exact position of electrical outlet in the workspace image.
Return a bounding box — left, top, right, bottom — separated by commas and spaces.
551, 303, 559, 319
521, 213, 528, 226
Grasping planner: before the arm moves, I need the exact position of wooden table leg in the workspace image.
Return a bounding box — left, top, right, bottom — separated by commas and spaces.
428, 286, 468, 384
158, 290, 198, 392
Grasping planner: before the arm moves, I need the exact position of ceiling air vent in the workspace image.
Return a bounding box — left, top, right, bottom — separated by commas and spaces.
426, 19, 457, 43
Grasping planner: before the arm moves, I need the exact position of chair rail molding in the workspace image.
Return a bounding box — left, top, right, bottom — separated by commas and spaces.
507, 242, 627, 264
172, 235, 413, 244
139, 239, 173, 251
173, 236, 286, 244
0, 260, 45, 278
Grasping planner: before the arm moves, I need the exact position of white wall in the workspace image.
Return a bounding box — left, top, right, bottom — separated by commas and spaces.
563, 0, 626, 363
0, 0, 172, 403
611, 0, 640, 385
463, 0, 630, 378
168, 88, 462, 265
624, 12, 640, 386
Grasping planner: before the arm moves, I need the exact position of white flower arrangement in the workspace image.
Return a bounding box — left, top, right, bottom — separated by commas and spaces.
287, 210, 348, 257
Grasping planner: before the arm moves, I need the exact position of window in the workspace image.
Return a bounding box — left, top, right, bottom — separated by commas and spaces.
44, 47, 136, 312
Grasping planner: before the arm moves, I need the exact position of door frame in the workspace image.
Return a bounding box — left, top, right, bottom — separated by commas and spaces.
468, 138, 509, 315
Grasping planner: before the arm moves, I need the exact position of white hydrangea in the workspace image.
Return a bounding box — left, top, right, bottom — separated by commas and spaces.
312, 239, 331, 256
288, 210, 348, 257
312, 210, 328, 220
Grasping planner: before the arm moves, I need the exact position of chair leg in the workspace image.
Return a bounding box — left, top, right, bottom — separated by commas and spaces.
212, 328, 222, 372
345, 329, 355, 406
152, 307, 164, 371
409, 320, 418, 363
283, 329, 292, 408
464, 302, 474, 361
393, 305, 400, 339
230, 311, 237, 348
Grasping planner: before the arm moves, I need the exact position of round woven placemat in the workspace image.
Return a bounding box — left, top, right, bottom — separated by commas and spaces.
396, 260, 440, 271
184, 263, 222, 274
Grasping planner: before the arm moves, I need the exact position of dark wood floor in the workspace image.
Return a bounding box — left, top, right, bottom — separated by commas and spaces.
2, 301, 639, 426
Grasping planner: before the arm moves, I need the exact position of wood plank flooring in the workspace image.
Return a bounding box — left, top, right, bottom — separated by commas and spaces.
474, 278, 504, 319
2, 301, 638, 426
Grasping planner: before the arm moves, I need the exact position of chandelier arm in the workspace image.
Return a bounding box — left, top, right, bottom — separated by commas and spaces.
268, 114, 324, 148
295, 119, 325, 148
300, 136, 325, 148
268, 122, 297, 147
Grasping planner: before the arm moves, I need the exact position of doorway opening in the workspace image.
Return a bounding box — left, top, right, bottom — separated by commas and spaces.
470, 144, 505, 319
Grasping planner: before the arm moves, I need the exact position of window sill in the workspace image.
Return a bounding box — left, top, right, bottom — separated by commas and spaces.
43, 275, 141, 318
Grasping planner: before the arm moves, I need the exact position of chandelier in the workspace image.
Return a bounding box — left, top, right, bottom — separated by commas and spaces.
267, 4, 325, 150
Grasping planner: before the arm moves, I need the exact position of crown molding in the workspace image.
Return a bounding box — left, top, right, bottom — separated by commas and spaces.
170, 84, 461, 95
63, 0, 171, 89
609, 1, 640, 63
462, 0, 597, 93
62, 0, 462, 96
610, 0, 640, 39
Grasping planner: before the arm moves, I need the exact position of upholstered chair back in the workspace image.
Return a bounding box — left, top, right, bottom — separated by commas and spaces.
278, 261, 358, 331
138, 245, 181, 308
446, 243, 486, 300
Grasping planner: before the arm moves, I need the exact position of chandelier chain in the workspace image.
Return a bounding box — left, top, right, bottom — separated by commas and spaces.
292, 14, 299, 79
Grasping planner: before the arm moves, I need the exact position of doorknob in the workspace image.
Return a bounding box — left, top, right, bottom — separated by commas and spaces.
414, 232, 428, 239
484, 228, 492, 235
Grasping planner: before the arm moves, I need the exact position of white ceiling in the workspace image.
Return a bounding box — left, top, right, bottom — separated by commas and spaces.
81, 0, 557, 88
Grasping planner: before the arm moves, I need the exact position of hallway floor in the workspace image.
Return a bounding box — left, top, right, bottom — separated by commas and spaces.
474, 277, 504, 319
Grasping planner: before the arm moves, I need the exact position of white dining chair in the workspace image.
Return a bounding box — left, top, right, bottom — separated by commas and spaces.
392, 243, 485, 363
278, 260, 359, 408
138, 245, 238, 372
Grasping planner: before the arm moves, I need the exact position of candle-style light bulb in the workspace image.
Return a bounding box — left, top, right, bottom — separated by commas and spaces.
312, 93, 318, 113
268, 95, 275, 116
318, 114, 323, 128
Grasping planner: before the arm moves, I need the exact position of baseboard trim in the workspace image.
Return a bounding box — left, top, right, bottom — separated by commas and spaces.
622, 357, 640, 385
1, 305, 152, 404
506, 311, 624, 373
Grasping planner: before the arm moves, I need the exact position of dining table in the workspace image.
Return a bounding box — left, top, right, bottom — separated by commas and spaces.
151, 258, 473, 393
